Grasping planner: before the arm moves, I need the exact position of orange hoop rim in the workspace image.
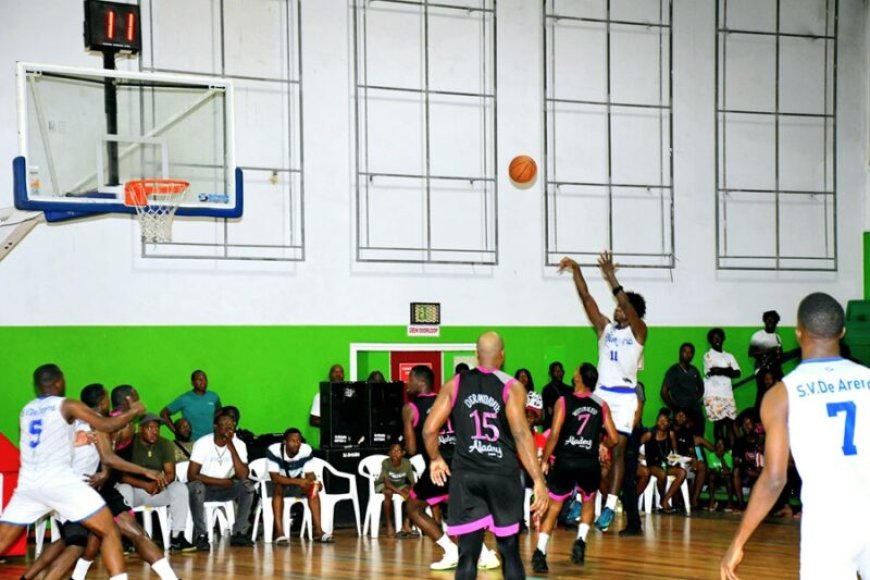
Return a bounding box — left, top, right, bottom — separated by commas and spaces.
124, 179, 190, 207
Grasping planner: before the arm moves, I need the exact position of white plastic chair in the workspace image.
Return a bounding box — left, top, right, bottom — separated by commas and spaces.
359, 454, 407, 538
249, 457, 312, 543
640, 474, 691, 515
176, 460, 234, 543
133, 504, 171, 550
307, 457, 360, 536
409, 454, 425, 479
33, 512, 61, 557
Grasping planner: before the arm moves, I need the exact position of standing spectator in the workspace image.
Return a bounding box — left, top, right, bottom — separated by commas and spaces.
748, 310, 783, 408
454, 362, 471, 374
367, 370, 386, 383
171, 418, 193, 462
541, 362, 571, 430
187, 411, 255, 550
661, 343, 705, 435
309, 364, 344, 428
514, 368, 535, 393
703, 328, 741, 447
116, 414, 195, 552
160, 370, 221, 442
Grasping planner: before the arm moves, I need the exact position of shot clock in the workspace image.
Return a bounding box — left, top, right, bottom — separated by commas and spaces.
84, 0, 141, 53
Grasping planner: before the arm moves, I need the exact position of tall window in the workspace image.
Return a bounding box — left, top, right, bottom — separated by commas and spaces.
715, 0, 837, 271
544, 0, 674, 268
354, 0, 497, 265
140, 0, 304, 261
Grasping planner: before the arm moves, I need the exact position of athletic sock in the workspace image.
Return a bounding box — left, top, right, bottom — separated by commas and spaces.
150, 557, 179, 580
436, 533, 457, 555
109, 575, 128, 580
577, 523, 590, 542
605, 494, 618, 510
536, 532, 550, 554
71, 559, 93, 580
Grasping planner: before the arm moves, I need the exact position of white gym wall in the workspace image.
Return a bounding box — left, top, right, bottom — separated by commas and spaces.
0, 0, 866, 327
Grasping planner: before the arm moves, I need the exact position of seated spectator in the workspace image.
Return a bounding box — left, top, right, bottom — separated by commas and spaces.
160, 370, 222, 442
515, 368, 535, 393
672, 409, 714, 509
187, 411, 255, 550
115, 414, 195, 552
640, 411, 687, 513
310, 364, 345, 428
376, 442, 417, 538
172, 418, 194, 462
661, 343, 705, 435
454, 362, 471, 374
732, 410, 764, 511
266, 428, 332, 543
704, 439, 736, 511
221, 405, 256, 446
367, 370, 386, 383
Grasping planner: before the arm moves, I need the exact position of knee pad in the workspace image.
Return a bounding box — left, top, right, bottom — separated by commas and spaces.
60, 522, 90, 547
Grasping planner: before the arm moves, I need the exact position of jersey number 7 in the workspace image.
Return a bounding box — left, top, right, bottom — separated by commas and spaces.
826, 401, 858, 456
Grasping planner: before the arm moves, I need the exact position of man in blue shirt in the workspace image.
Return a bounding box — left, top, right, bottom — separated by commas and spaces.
160, 370, 221, 441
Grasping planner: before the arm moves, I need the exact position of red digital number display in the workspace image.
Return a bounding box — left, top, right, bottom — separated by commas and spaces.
84, 0, 141, 53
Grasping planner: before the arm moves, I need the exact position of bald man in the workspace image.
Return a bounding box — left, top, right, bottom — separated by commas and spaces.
424, 332, 548, 580
722, 293, 870, 579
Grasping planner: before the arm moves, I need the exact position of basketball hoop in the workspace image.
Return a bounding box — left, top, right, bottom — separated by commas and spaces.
124, 179, 189, 243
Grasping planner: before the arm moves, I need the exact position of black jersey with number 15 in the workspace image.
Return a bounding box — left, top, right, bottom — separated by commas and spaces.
449, 369, 519, 475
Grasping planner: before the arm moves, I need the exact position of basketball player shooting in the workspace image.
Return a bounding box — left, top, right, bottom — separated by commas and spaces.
721, 293, 870, 579
558, 251, 647, 532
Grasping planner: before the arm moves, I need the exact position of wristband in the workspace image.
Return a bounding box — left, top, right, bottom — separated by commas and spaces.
612, 285, 623, 296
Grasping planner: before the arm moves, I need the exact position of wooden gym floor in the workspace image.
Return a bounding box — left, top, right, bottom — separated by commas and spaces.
1, 511, 800, 579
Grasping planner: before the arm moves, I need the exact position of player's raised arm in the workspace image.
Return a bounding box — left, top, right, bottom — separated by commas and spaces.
558, 256, 609, 335
598, 251, 647, 345
63, 397, 144, 433
721, 382, 790, 579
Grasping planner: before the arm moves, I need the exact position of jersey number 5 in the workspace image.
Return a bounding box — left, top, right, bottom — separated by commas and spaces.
28, 419, 43, 448
826, 401, 857, 456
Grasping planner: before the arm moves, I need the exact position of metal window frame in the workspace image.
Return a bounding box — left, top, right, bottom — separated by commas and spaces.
138, 0, 305, 262
544, 0, 675, 269
353, 0, 498, 265
715, 0, 838, 271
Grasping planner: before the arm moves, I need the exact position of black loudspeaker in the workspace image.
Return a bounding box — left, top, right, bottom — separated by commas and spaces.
369, 382, 405, 446
321, 381, 406, 448
321, 381, 367, 447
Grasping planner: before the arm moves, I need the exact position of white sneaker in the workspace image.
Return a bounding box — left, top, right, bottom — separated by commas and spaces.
477, 547, 501, 570
430, 551, 459, 570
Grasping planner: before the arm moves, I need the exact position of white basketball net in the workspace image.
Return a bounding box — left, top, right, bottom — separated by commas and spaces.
124, 180, 189, 243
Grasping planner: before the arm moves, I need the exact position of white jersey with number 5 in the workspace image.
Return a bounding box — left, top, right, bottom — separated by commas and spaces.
783, 357, 870, 577
597, 323, 643, 388
18, 396, 75, 486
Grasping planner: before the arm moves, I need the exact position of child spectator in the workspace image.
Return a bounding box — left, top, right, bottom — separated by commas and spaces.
640, 411, 686, 513
704, 439, 736, 511
732, 410, 764, 511
376, 442, 417, 538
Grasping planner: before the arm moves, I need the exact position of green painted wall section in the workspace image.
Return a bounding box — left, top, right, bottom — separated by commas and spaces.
0, 325, 796, 448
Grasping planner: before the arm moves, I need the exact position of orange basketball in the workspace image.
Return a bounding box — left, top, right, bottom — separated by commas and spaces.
509, 155, 537, 184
